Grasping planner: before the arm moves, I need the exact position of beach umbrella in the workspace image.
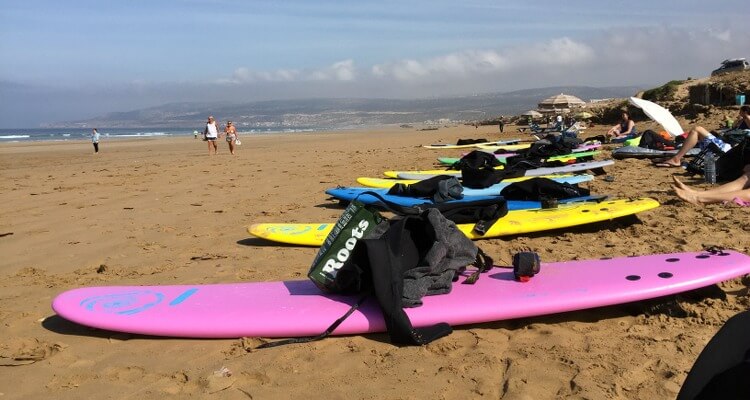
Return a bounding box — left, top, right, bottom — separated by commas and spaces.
629, 97, 684, 137
521, 110, 542, 117
538, 93, 586, 111
575, 111, 594, 119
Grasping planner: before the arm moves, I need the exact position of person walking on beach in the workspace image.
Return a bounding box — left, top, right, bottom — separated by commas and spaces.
204, 116, 219, 155
224, 121, 238, 155
498, 117, 505, 133
91, 128, 100, 154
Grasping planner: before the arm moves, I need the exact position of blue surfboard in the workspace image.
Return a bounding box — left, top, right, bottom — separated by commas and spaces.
325, 187, 605, 209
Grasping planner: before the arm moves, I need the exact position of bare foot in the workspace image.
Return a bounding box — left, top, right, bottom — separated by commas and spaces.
671, 176, 696, 192
673, 185, 701, 205
654, 158, 681, 168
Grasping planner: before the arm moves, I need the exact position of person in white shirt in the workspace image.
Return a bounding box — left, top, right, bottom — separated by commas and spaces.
91, 128, 100, 153
203, 116, 219, 155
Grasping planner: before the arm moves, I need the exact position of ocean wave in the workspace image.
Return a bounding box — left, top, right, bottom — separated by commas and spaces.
109, 132, 170, 137
0, 135, 31, 139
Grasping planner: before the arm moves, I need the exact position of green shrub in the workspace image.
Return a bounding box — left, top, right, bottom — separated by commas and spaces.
642, 80, 685, 101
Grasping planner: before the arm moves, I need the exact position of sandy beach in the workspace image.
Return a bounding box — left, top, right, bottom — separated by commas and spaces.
1, 124, 749, 399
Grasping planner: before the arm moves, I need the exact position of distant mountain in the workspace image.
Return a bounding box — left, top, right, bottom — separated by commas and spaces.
44, 85, 642, 129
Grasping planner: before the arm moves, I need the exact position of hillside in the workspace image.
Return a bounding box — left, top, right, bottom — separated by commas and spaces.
582, 71, 750, 128
43, 86, 641, 129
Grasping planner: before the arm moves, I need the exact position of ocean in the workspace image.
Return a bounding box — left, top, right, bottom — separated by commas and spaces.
0, 127, 318, 143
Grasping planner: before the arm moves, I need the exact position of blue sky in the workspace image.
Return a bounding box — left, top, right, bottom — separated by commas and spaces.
1, 0, 748, 127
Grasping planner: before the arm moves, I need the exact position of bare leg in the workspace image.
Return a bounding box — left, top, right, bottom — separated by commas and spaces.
229, 141, 235, 155
674, 186, 750, 204
673, 172, 750, 195
660, 126, 711, 165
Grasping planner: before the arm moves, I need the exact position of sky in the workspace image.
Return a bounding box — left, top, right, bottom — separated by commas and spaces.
1, 0, 749, 127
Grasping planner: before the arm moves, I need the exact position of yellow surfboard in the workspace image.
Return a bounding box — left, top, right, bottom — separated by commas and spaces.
384, 165, 508, 178
421, 139, 523, 149
356, 174, 584, 189
248, 198, 660, 246
475, 142, 532, 151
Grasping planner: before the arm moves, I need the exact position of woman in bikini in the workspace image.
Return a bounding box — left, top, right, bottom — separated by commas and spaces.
224, 121, 238, 155
606, 111, 637, 142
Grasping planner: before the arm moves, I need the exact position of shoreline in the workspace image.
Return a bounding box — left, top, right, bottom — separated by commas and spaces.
0, 123, 426, 146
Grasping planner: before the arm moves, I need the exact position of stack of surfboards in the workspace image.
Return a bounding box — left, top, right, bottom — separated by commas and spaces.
62, 131, 750, 342
247, 198, 660, 246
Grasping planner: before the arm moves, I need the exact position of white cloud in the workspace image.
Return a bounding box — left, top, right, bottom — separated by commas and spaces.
138, 26, 750, 102
709, 29, 731, 42
370, 38, 594, 82
224, 59, 355, 84
227, 67, 301, 83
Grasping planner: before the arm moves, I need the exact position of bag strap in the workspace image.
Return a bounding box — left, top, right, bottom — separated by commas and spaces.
256, 293, 370, 349
461, 248, 494, 285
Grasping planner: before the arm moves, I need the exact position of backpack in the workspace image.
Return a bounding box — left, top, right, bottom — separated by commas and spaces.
452, 150, 504, 189
639, 129, 675, 150
270, 205, 495, 348
451, 150, 502, 169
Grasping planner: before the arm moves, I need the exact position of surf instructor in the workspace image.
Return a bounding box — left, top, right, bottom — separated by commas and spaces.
204, 115, 219, 155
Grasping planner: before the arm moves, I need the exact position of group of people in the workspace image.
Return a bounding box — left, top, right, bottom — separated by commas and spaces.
668, 105, 750, 205
203, 115, 239, 155
603, 105, 750, 205
89, 116, 242, 156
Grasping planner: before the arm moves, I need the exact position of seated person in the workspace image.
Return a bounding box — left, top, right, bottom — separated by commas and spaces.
655, 105, 750, 167
606, 111, 637, 142
733, 104, 750, 130
672, 164, 750, 204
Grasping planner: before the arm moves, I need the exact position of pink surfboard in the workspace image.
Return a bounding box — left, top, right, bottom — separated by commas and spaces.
51, 251, 750, 338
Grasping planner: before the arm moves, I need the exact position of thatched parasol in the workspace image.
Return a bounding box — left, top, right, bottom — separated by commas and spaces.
538, 93, 586, 113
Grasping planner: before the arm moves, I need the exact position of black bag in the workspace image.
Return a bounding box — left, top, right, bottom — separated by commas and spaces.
262, 207, 495, 348
308, 200, 385, 292
451, 150, 502, 169
337, 209, 494, 345
453, 150, 504, 189
499, 177, 590, 201
639, 129, 674, 150
456, 138, 488, 145
716, 136, 750, 182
